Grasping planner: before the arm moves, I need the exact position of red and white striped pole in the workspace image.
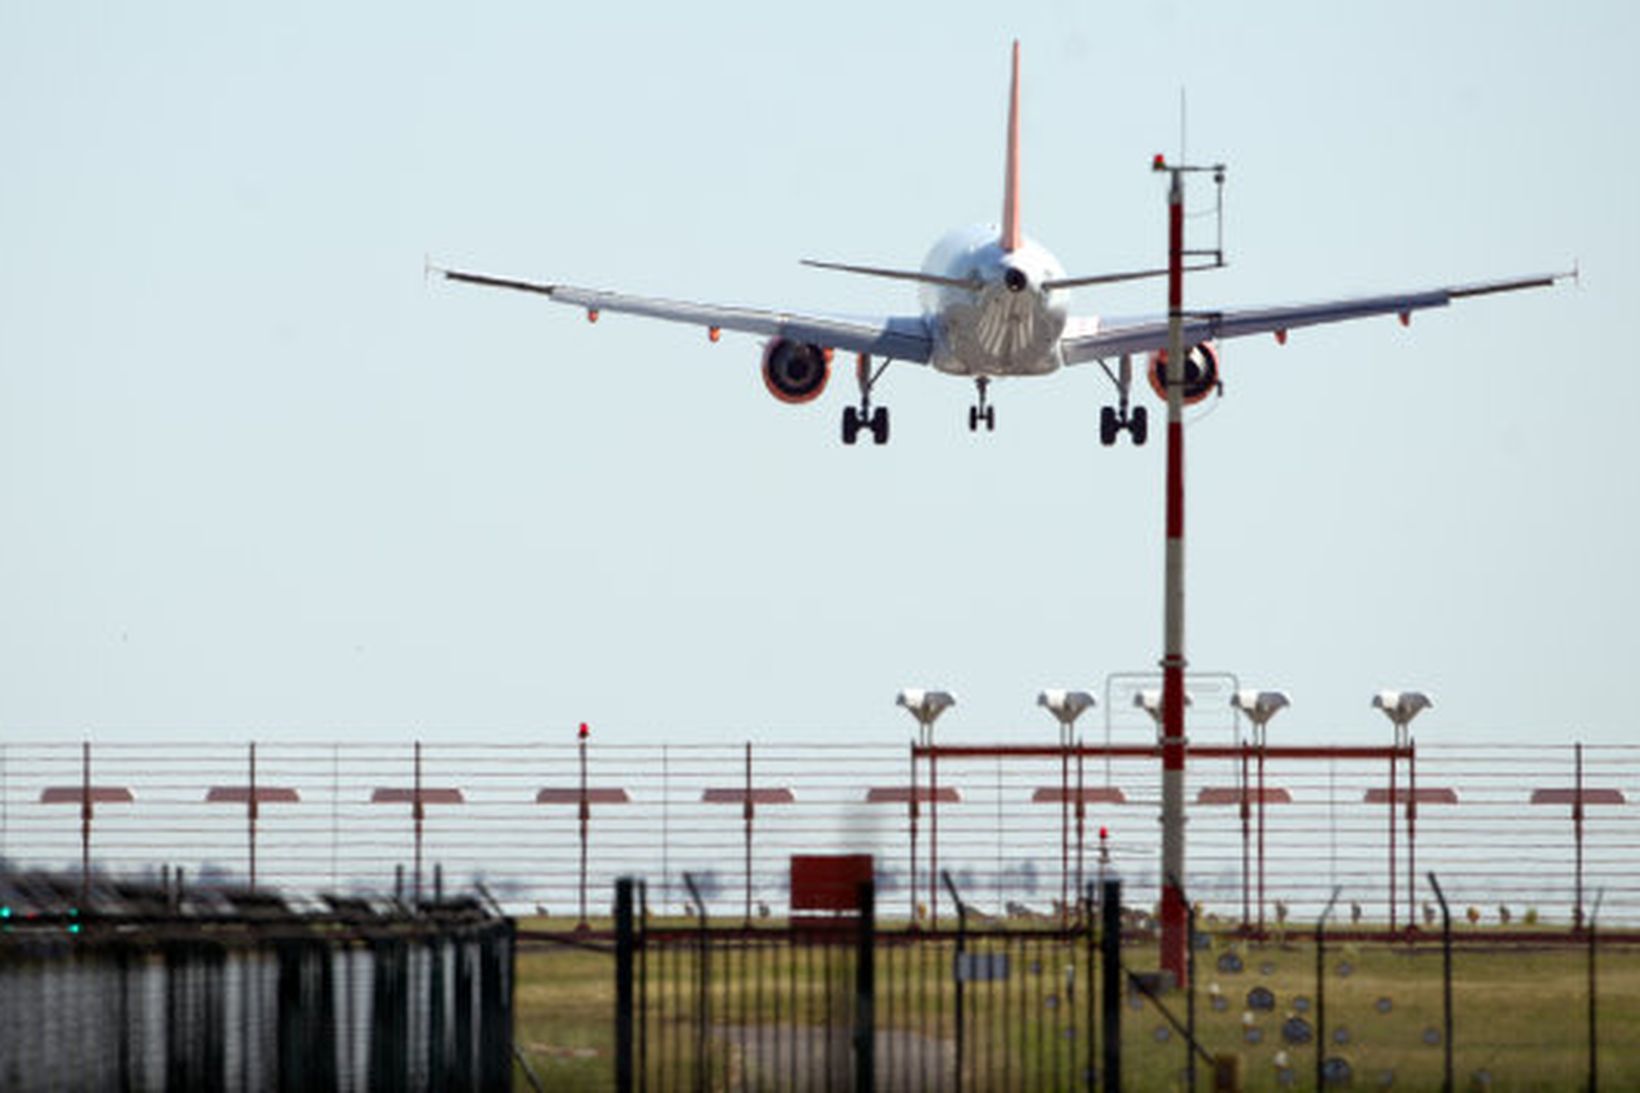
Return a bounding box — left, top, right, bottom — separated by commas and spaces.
1159, 160, 1190, 988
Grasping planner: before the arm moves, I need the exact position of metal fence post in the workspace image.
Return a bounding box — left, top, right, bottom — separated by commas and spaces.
908, 742, 919, 924
1168, 869, 1200, 1090
480, 922, 512, 1092
1101, 878, 1121, 1093
80, 740, 92, 908
248, 741, 259, 889
1387, 748, 1397, 932
1315, 886, 1340, 1093
1574, 742, 1585, 931
1407, 739, 1418, 929
616, 877, 636, 1093
1077, 749, 1088, 925
1428, 873, 1453, 1093
1085, 882, 1097, 1092
854, 878, 876, 1093
929, 753, 940, 927
579, 726, 591, 931
1187, 895, 1198, 1092
1061, 739, 1071, 926
683, 872, 709, 1092
414, 740, 425, 909
638, 880, 649, 1089
743, 742, 755, 926
943, 871, 966, 1092
1588, 888, 1604, 1093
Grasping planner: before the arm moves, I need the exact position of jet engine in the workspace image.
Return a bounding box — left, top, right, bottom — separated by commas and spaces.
1146, 341, 1221, 406
761, 338, 832, 404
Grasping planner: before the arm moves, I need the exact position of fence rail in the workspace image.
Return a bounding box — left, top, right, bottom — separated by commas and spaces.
1, 739, 1635, 928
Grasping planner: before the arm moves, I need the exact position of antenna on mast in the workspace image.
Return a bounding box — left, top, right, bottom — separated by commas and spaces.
1179, 87, 1188, 165
1161, 90, 1228, 273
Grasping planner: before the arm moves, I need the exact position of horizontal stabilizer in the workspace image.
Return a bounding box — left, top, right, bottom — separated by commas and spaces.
802, 258, 978, 291
1043, 262, 1223, 292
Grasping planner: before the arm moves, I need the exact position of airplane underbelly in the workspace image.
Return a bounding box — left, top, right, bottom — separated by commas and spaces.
930, 288, 1065, 376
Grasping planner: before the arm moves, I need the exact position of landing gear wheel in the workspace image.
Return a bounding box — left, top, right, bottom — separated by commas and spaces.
842, 406, 860, 446
1100, 406, 1118, 447
1130, 405, 1148, 446
969, 377, 994, 434
844, 353, 895, 446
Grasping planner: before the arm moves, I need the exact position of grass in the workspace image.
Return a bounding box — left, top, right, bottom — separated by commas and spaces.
511, 917, 1640, 1091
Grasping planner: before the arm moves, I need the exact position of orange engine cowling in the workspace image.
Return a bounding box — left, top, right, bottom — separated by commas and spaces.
761, 338, 832, 404
1147, 341, 1221, 406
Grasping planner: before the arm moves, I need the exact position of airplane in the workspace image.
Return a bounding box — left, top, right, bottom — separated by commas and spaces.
437, 41, 1567, 447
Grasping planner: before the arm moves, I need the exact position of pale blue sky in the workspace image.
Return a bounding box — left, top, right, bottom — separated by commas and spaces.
2, 2, 1635, 745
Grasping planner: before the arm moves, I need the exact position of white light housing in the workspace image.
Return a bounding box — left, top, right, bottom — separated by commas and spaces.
897, 689, 956, 741
1231, 690, 1291, 727
1372, 690, 1433, 727
1037, 689, 1097, 727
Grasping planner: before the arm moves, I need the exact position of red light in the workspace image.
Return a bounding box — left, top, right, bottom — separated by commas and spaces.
1099, 826, 1109, 840
578, 722, 589, 739
1152, 154, 1167, 171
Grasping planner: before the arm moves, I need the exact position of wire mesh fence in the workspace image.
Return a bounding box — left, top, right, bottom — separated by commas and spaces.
1, 738, 1634, 930
582, 870, 1640, 1092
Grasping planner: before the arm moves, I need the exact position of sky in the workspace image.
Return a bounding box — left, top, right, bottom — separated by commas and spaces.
1, 1, 1636, 748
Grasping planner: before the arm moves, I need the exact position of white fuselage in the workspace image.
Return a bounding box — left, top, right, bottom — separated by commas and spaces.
918, 224, 1069, 377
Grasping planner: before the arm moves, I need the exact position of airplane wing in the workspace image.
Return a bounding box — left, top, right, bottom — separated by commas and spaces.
439, 268, 934, 363
1058, 271, 1569, 364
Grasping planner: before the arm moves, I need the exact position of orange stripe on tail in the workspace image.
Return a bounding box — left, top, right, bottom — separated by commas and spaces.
1001, 40, 1023, 254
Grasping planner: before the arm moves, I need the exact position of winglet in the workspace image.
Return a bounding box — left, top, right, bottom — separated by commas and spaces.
1000, 40, 1023, 254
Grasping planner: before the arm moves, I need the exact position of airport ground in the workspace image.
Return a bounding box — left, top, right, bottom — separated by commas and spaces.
512, 915, 1640, 1091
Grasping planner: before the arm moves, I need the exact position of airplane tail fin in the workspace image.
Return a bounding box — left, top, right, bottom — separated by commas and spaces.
1000, 40, 1022, 254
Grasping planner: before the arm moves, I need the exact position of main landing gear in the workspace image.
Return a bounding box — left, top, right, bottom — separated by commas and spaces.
842, 354, 891, 445
1098, 354, 1148, 446
968, 377, 996, 432
1100, 404, 1147, 446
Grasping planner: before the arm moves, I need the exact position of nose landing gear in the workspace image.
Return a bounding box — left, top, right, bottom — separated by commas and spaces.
968, 377, 996, 432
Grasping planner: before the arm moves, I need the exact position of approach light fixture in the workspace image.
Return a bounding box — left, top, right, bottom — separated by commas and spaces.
1232, 689, 1289, 931
1038, 689, 1097, 745
897, 689, 956, 746
1231, 690, 1291, 746
1372, 690, 1432, 747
